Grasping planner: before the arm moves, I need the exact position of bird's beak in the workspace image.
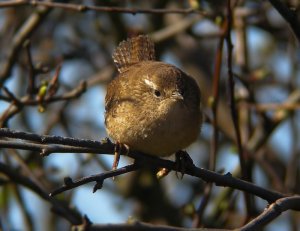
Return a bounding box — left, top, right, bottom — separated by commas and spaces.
171, 91, 184, 100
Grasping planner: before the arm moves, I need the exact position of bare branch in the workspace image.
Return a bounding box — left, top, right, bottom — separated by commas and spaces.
50, 163, 141, 196
82, 220, 230, 231
0, 128, 111, 149
226, 0, 247, 181
240, 196, 300, 230
0, 80, 87, 127
23, 40, 37, 96
268, 0, 300, 43
0, 128, 289, 204
0, 0, 209, 16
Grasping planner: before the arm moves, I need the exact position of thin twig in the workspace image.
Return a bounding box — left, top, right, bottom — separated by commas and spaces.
225, 0, 254, 220
193, 19, 227, 228
226, 0, 247, 181
2, 86, 22, 106
24, 40, 36, 96
12, 184, 34, 231
245, 102, 300, 111
151, 15, 203, 43
0, 88, 23, 127
0, 0, 209, 15
1, 80, 87, 105
50, 163, 141, 196
0, 80, 86, 127
81, 220, 230, 231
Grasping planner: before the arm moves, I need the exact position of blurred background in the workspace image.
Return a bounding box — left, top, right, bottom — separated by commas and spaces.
0, 0, 300, 230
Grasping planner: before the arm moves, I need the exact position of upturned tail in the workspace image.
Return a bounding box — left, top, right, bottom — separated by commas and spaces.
112, 35, 156, 73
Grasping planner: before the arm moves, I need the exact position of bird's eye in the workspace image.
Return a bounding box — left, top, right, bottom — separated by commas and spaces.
154, 89, 161, 97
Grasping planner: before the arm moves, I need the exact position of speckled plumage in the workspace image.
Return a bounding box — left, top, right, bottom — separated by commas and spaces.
105, 35, 202, 156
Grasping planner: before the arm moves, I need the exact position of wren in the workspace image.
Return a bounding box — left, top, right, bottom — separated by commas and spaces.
105, 35, 202, 159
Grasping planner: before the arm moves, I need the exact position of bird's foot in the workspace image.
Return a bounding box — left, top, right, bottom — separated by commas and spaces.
175, 150, 193, 179
112, 142, 129, 173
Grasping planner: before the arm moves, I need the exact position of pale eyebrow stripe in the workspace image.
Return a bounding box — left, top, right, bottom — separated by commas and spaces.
144, 78, 157, 89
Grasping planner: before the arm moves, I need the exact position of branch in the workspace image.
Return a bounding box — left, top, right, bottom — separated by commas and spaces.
24, 40, 37, 96
225, 0, 247, 181
268, 0, 300, 43
0, 139, 107, 156
50, 163, 141, 196
240, 196, 300, 231
0, 80, 86, 127
245, 102, 300, 111
80, 220, 230, 231
0, 128, 291, 204
0, 128, 111, 149
0, 0, 208, 15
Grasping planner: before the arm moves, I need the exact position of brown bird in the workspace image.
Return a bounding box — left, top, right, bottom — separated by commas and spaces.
105, 35, 202, 169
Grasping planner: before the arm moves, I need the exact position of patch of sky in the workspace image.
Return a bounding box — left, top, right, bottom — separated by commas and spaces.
269, 51, 292, 82
72, 186, 133, 223
121, 13, 150, 31
256, 85, 288, 104
163, 174, 194, 207
22, 106, 46, 132
193, 19, 278, 71
246, 28, 274, 68
252, 164, 269, 190
81, 154, 130, 179
234, 192, 246, 217
68, 85, 105, 122
192, 19, 219, 36
200, 123, 213, 141
7, 197, 24, 231
265, 212, 290, 231
269, 120, 292, 163
53, 23, 78, 55
0, 95, 11, 115
59, 59, 94, 86
161, 52, 181, 68
244, 25, 293, 83
1, 66, 21, 97
44, 153, 80, 181
253, 165, 272, 218
187, 140, 208, 166
8, 188, 52, 231
216, 145, 240, 173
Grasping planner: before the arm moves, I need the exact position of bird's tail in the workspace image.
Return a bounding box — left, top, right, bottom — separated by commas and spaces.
112, 35, 156, 73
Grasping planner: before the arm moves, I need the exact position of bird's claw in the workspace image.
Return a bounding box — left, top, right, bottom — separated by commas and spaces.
112, 142, 129, 179
175, 150, 193, 179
